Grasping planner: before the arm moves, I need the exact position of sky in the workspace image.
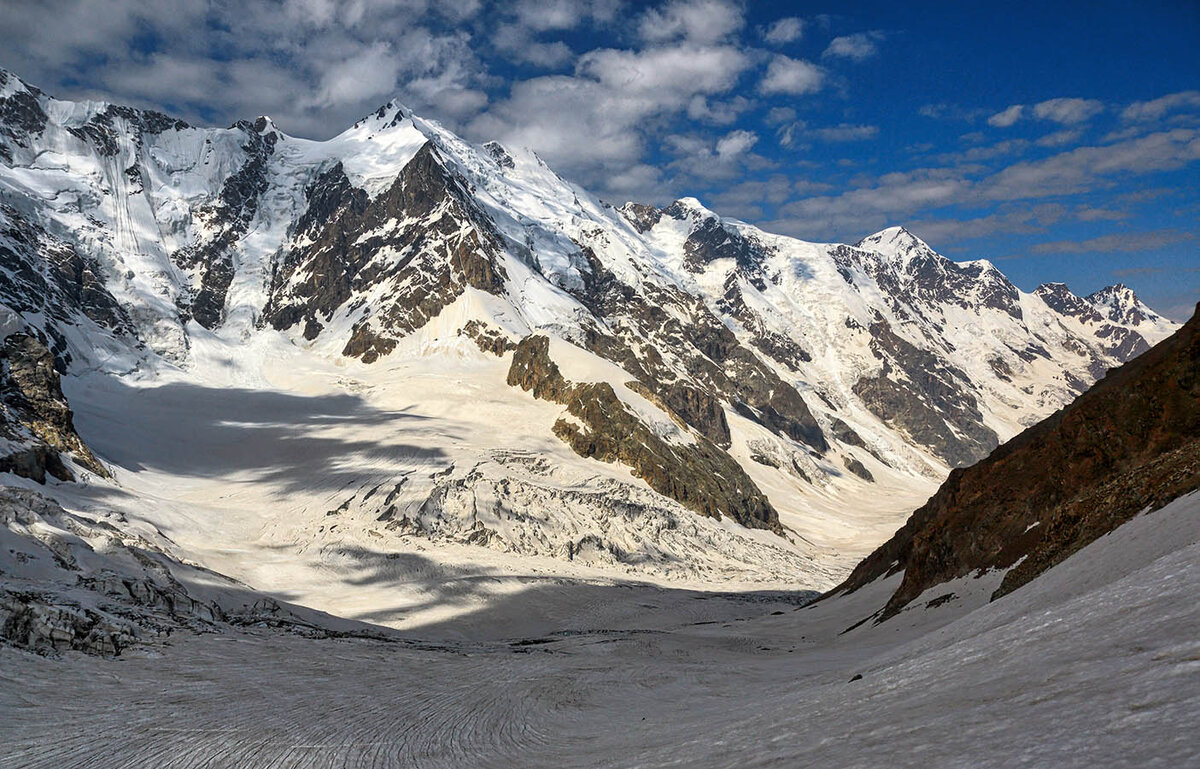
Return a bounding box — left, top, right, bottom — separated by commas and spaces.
1, 0, 1198, 318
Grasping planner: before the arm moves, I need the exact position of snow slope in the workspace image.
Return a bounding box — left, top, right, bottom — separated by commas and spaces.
1, 490, 1195, 768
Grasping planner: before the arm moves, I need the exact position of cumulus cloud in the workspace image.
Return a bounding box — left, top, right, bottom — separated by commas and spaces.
492, 23, 575, 68
763, 17, 804, 45
822, 31, 884, 61
509, 0, 619, 31
639, 0, 744, 44
466, 41, 754, 197
309, 42, 401, 107
759, 55, 824, 95
577, 44, 748, 94
0, 0, 492, 138
716, 129, 758, 158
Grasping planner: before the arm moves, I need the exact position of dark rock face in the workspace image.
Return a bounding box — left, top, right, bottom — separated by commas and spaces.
853, 319, 998, 467
1035, 282, 1102, 324
0, 333, 106, 482
174, 122, 277, 329
265, 142, 508, 362
1036, 282, 1153, 364
843, 456, 874, 482
833, 302, 1200, 620
483, 141, 515, 169
0, 205, 135, 367
617, 202, 662, 233
507, 335, 781, 532
0, 71, 47, 162
458, 319, 516, 356
671, 208, 767, 278
65, 104, 190, 158
836, 241, 1022, 324
1088, 283, 1150, 326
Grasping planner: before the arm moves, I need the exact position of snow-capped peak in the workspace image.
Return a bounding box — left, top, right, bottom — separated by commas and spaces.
0, 68, 35, 98
665, 196, 719, 220
855, 225, 932, 261
1087, 283, 1164, 327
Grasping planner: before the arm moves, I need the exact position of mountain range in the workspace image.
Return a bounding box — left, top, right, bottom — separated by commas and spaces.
0, 68, 1179, 589
1, 67, 1197, 768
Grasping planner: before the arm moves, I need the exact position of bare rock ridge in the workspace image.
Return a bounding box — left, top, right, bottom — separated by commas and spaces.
833, 302, 1200, 620
507, 335, 780, 532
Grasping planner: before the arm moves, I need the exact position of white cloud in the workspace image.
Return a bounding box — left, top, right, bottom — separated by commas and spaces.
822, 31, 884, 61
1122, 91, 1200, 122
639, 0, 744, 44
466, 41, 753, 197
309, 42, 400, 107
763, 17, 804, 45
1035, 128, 1083, 148
759, 55, 824, 95
779, 121, 878, 146
715, 129, 758, 158
492, 24, 574, 68
578, 44, 748, 94
1032, 97, 1103, 125
686, 95, 751, 125
988, 105, 1024, 128
1031, 229, 1194, 254
511, 0, 591, 31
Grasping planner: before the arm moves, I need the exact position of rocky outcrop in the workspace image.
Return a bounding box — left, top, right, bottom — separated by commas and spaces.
572, 248, 826, 453
507, 335, 781, 532
833, 302, 1200, 619
0, 71, 47, 162
0, 332, 106, 482
265, 141, 508, 362
0, 205, 135, 366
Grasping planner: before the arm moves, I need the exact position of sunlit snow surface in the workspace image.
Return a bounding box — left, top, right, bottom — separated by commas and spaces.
2, 492, 1196, 768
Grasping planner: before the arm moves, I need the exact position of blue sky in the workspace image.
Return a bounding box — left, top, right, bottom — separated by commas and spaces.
2, 0, 1197, 317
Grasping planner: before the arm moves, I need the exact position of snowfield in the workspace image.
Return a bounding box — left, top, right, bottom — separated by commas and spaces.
2, 492, 1196, 768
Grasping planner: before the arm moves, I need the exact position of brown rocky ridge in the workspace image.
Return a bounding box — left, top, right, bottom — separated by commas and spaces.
0, 331, 107, 483
832, 301, 1200, 620
506, 335, 781, 533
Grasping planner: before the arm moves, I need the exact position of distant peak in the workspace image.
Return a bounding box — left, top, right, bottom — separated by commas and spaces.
856, 225, 932, 259
1035, 281, 1074, 297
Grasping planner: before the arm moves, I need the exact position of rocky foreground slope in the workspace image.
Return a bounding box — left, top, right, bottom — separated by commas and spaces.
834, 302, 1200, 618
0, 66, 1180, 581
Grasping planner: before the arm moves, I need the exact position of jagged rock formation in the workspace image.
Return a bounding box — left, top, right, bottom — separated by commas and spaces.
833, 302, 1200, 619
0, 316, 105, 482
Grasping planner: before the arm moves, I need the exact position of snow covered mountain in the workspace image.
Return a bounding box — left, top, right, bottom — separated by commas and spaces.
0, 68, 1179, 588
